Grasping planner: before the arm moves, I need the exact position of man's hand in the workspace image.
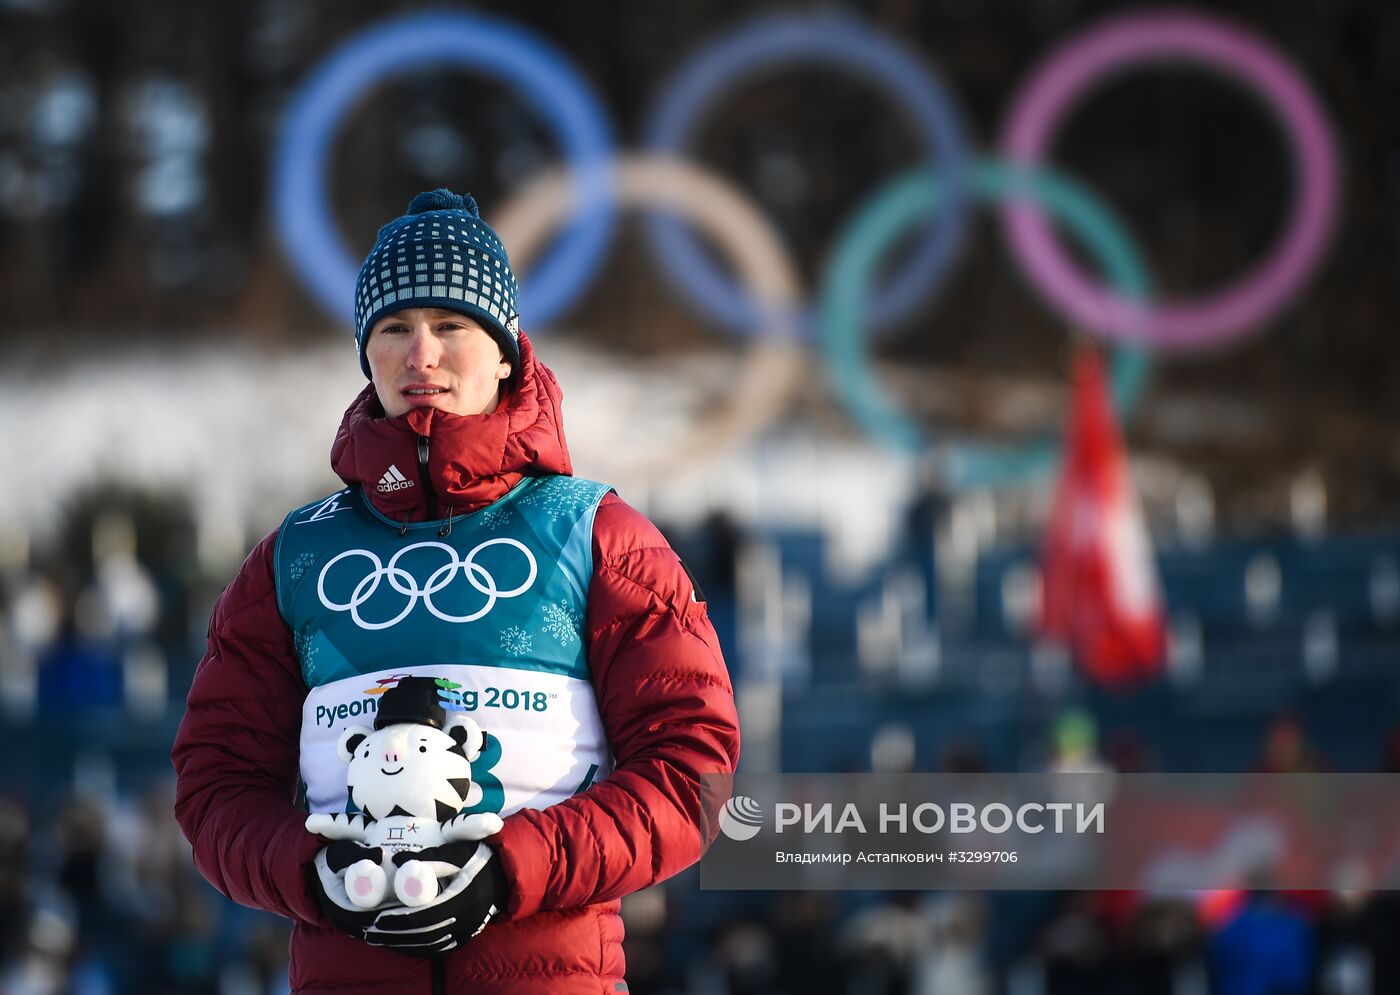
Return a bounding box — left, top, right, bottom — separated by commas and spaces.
363, 840, 508, 958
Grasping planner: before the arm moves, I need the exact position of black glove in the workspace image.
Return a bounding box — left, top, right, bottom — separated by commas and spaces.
362, 840, 508, 959
308, 841, 384, 938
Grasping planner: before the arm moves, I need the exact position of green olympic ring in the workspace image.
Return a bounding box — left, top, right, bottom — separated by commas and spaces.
819, 158, 1152, 490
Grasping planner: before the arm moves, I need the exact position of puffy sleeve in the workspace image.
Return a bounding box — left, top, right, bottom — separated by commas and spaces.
171, 530, 328, 924
489, 492, 741, 919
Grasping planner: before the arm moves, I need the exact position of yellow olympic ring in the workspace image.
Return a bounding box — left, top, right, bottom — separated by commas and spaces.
495, 155, 805, 484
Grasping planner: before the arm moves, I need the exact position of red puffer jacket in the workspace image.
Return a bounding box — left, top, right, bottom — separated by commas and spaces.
171, 334, 740, 994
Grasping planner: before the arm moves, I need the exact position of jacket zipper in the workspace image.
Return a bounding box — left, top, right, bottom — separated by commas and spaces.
416, 434, 438, 521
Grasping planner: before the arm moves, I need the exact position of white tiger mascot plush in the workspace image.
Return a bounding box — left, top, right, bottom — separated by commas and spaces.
306, 676, 503, 909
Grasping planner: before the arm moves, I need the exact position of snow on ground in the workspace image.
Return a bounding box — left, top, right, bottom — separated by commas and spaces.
0, 337, 919, 576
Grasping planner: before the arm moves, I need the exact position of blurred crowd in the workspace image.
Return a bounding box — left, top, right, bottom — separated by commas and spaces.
5, 693, 1400, 995
1, 491, 1399, 995
0, 790, 291, 995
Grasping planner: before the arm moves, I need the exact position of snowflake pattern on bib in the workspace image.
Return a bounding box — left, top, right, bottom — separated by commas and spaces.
479, 505, 514, 530
499, 625, 533, 656
519, 477, 601, 523
289, 551, 317, 582
541, 599, 583, 647
294, 628, 321, 673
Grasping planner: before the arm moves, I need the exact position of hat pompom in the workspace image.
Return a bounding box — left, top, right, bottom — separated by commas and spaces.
407, 188, 478, 216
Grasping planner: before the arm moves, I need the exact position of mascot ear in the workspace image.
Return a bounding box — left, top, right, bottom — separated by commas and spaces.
444, 714, 485, 762
337, 724, 373, 764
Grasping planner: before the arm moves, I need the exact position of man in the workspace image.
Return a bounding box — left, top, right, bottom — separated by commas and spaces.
172, 189, 740, 994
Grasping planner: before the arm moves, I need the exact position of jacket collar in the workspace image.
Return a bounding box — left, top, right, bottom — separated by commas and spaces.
329, 333, 572, 521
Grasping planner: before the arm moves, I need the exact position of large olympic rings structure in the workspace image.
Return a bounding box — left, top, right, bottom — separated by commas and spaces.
317, 538, 538, 631
492, 155, 805, 480
274, 8, 1339, 490
821, 159, 1153, 489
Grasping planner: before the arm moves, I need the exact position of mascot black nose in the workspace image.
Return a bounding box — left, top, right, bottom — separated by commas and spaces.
374, 676, 449, 731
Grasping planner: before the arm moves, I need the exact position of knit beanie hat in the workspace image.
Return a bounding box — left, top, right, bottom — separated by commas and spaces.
354, 189, 520, 379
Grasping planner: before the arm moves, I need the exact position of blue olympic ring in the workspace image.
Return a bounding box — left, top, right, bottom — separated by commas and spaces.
643, 12, 972, 341
819, 159, 1152, 490
271, 11, 617, 329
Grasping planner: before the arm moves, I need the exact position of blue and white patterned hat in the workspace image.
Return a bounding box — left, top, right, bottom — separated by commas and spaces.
354, 189, 520, 378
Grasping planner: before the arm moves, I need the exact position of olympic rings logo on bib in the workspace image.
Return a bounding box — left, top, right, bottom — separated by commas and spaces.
316, 539, 538, 631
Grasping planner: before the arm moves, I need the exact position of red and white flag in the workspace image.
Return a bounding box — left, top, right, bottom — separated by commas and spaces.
1040, 346, 1165, 685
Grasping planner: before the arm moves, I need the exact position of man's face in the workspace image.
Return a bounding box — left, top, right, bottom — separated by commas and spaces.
366, 308, 512, 418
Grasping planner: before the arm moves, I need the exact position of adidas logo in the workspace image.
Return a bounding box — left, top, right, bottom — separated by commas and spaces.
377, 465, 415, 493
